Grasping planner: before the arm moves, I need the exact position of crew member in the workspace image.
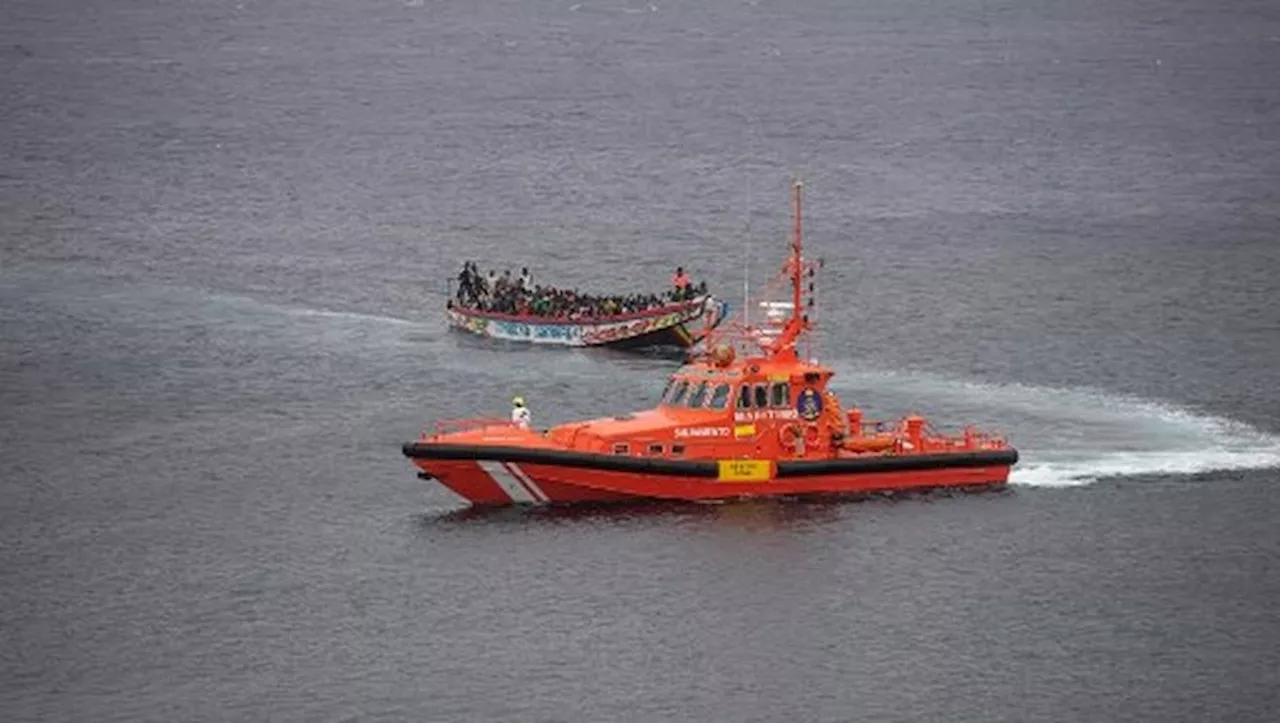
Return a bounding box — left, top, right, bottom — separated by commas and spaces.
672, 267, 690, 299
511, 396, 531, 430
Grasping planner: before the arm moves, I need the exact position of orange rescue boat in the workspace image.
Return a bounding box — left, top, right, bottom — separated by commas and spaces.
402, 181, 1018, 506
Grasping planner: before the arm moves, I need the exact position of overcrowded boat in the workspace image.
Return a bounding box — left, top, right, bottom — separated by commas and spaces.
406, 181, 1018, 506
447, 264, 729, 350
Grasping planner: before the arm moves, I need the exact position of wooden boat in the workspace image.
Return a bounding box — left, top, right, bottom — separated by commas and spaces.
446, 295, 729, 350
406, 181, 1017, 506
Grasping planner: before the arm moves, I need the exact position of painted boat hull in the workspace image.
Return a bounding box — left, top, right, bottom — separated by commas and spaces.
446, 297, 729, 349
404, 442, 1018, 507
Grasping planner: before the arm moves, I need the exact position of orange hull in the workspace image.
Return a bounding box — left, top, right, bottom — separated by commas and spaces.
406, 445, 1016, 506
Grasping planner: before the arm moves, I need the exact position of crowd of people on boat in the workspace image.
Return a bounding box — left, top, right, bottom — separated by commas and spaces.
449, 262, 707, 319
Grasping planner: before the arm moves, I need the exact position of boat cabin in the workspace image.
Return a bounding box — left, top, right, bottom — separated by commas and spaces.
547, 351, 847, 461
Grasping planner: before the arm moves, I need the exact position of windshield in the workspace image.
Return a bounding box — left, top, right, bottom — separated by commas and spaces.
708, 383, 730, 409
687, 381, 710, 408
771, 382, 790, 407
666, 380, 690, 405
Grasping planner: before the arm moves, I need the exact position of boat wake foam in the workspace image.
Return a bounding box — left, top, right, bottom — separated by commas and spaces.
283, 306, 422, 327
825, 364, 1280, 488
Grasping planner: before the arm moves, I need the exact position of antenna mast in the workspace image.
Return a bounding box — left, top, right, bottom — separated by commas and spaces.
760, 178, 809, 359
743, 175, 751, 328
792, 178, 803, 318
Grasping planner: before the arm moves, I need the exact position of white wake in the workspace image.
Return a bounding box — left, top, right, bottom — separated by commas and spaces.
284, 306, 422, 327
824, 364, 1280, 488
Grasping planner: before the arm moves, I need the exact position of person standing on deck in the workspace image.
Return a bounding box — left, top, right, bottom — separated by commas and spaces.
456, 262, 477, 305
511, 397, 531, 430
519, 267, 533, 292
672, 267, 690, 300
482, 270, 497, 305
455, 264, 469, 304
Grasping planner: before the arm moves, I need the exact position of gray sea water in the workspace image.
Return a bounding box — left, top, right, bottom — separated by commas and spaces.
3, 0, 1279, 720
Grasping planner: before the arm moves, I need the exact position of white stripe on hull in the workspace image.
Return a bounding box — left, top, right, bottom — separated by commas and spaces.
504, 462, 550, 503
476, 460, 538, 504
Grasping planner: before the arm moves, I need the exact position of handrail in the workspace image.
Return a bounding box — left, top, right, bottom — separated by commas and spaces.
425, 417, 514, 438
845, 418, 1008, 452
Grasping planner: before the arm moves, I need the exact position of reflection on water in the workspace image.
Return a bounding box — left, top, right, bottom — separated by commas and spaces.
415, 486, 1012, 531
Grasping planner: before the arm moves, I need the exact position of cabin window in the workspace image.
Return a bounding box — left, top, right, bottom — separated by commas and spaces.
613, 442, 630, 455
648, 443, 663, 455
770, 382, 790, 408
708, 384, 730, 410
687, 381, 710, 408
737, 385, 752, 409
671, 443, 685, 455
667, 380, 690, 406
753, 384, 768, 409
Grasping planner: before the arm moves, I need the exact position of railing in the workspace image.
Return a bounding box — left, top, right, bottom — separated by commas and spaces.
848, 418, 1009, 453
423, 417, 514, 439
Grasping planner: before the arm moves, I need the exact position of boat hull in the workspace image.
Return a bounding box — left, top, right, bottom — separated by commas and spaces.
446, 297, 729, 350
404, 443, 1018, 507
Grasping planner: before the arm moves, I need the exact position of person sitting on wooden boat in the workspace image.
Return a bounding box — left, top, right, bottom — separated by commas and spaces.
482, 270, 496, 303
511, 396, 531, 429
461, 269, 705, 319
495, 270, 512, 297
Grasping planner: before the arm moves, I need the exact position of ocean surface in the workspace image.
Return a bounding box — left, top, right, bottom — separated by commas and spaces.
3, 0, 1279, 720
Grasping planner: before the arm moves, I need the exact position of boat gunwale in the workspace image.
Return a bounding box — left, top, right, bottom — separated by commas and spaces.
401, 442, 1018, 477
447, 295, 714, 326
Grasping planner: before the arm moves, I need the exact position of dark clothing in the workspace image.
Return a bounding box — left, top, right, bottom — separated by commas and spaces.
454, 265, 704, 319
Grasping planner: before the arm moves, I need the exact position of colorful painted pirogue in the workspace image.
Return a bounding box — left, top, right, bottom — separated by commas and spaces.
405, 181, 1018, 506
446, 294, 729, 350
